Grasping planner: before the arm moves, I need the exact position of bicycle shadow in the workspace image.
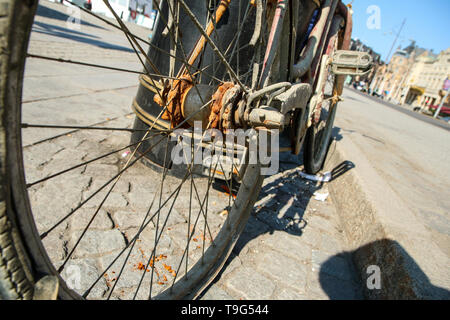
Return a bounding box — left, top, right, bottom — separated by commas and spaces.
200, 138, 355, 299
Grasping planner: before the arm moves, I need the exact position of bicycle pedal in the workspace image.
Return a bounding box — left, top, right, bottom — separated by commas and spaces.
331, 50, 373, 76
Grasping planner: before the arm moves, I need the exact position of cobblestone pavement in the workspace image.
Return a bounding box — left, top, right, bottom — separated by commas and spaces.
199, 151, 363, 300
21, 1, 363, 300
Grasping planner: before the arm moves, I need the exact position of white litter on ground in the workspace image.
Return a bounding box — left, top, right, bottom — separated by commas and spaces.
313, 191, 329, 202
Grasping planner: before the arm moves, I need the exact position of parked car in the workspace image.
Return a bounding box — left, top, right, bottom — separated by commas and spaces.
84, 0, 92, 10
428, 104, 450, 117
69, 0, 92, 10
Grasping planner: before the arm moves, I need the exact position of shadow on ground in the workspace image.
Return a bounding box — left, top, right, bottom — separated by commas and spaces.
32, 21, 135, 53
36, 2, 106, 29
33, 4, 137, 53
321, 239, 450, 300
199, 135, 356, 300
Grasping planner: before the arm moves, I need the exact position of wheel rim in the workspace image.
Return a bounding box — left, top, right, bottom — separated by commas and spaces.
6, 0, 275, 300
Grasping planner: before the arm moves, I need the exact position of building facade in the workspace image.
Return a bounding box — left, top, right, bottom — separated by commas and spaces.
370, 43, 450, 108
416, 48, 450, 108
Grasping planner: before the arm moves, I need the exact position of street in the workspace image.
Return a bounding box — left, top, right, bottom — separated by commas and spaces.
338, 88, 450, 258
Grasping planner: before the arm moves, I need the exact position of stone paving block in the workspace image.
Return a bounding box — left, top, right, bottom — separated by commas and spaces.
256, 249, 308, 292
274, 287, 309, 300
99, 249, 151, 293
71, 229, 126, 258
113, 209, 149, 230
225, 267, 276, 300
220, 254, 243, 279
60, 258, 108, 299
69, 208, 114, 231
304, 214, 339, 234
87, 176, 130, 195
256, 209, 299, 233
259, 230, 312, 264
200, 284, 234, 300
320, 233, 343, 255
234, 215, 271, 254
82, 190, 129, 209
41, 230, 68, 263
296, 226, 322, 249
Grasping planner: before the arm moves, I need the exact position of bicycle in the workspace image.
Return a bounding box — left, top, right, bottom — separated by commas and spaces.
0, 0, 371, 299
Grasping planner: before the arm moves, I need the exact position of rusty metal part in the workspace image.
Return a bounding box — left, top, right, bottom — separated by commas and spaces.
247, 106, 286, 130
139, 74, 164, 95
153, 75, 194, 128
259, 0, 288, 88
220, 86, 242, 130
181, 85, 216, 128
208, 82, 234, 129
311, 15, 343, 125
235, 100, 248, 128
179, 0, 231, 77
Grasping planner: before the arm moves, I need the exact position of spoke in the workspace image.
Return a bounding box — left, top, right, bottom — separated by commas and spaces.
106, 134, 171, 300
101, 0, 169, 105
58, 89, 182, 272
102, 0, 159, 74
21, 123, 158, 132
82, 168, 192, 298
170, 152, 220, 288
56, 131, 169, 272
27, 54, 147, 76
178, 0, 247, 92
186, 131, 194, 277
148, 133, 171, 299
26, 131, 162, 188
207, 1, 252, 85
133, 169, 188, 300
40, 96, 212, 239
154, 0, 207, 106
63, 0, 151, 46
63, 0, 223, 81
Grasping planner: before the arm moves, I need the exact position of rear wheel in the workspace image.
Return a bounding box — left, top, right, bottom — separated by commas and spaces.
0, 0, 274, 299
303, 15, 343, 175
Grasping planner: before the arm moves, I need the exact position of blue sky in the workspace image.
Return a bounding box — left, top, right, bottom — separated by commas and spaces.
346, 0, 450, 62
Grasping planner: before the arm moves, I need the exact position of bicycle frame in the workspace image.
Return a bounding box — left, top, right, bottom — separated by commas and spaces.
258, 0, 352, 152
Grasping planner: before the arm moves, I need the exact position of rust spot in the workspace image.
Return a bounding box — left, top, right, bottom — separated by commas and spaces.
209, 82, 234, 129
154, 75, 194, 128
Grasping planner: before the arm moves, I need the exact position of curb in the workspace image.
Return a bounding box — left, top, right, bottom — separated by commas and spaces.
324, 135, 450, 299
